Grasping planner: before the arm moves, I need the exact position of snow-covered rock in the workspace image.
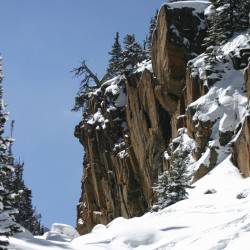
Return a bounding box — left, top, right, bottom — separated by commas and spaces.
44, 223, 79, 242
186, 30, 250, 181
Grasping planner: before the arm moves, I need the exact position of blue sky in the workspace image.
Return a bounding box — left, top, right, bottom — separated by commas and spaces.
0, 0, 164, 228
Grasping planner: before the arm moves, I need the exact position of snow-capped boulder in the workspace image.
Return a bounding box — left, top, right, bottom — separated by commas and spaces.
45, 223, 79, 242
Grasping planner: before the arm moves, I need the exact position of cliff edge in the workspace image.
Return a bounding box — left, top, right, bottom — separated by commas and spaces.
74, 0, 250, 235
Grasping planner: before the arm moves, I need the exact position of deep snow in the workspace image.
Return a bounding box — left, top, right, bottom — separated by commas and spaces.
9, 156, 250, 249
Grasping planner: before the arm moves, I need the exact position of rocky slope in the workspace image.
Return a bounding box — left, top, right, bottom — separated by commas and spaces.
75, 0, 250, 234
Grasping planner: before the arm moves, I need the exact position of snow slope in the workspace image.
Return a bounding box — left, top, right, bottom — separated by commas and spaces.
9, 156, 250, 250
9, 237, 70, 250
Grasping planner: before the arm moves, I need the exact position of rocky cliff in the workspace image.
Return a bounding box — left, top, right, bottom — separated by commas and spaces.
232, 65, 250, 177
75, 0, 250, 235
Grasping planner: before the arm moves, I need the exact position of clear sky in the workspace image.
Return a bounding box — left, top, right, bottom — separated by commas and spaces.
0, 0, 165, 228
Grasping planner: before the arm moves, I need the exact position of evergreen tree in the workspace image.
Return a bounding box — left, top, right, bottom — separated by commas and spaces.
145, 10, 158, 58
203, 0, 250, 50
11, 163, 44, 235
0, 64, 43, 239
152, 148, 191, 211
234, 0, 250, 32
203, 1, 229, 49
201, 0, 250, 85
29, 209, 44, 236
122, 34, 146, 71
0, 61, 21, 249
107, 32, 123, 77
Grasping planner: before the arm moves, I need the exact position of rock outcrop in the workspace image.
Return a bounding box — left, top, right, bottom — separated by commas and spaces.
76, 12, 250, 234
152, 2, 207, 139
152, 4, 205, 100
75, 69, 172, 235
75, 2, 208, 235
232, 65, 250, 177
75, 1, 250, 234
74, 0, 250, 235
232, 115, 250, 177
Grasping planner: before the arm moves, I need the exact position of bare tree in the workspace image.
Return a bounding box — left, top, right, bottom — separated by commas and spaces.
72, 60, 101, 111
73, 60, 101, 89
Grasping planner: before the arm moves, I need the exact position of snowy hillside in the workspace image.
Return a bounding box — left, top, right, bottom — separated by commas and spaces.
9, 156, 250, 249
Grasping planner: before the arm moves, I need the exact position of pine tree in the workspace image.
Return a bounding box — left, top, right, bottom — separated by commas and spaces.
201, 0, 250, 85
0, 60, 44, 244
152, 148, 191, 211
11, 163, 44, 235
203, 1, 229, 49
0, 61, 21, 249
29, 209, 44, 236
107, 32, 124, 77
145, 10, 158, 58
204, 0, 250, 50
234, 0, 250, 32
122, 34, 146, 71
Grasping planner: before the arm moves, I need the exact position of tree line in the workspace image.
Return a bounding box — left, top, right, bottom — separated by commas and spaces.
0, 63, 44, 249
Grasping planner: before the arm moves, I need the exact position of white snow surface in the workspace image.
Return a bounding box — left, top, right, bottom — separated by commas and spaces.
135, 60, 153, 74
9, 156, 250, 250
166, 1, 209, 13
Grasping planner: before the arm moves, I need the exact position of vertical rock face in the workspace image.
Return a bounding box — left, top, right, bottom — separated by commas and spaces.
232, 65, 250, 177
152, 4, 206, 107
232, 116, 250, 177
125, 70, 171, 202
246, 64, 250, 100
152, 2, 207, 140
75, 2, 209, 235
75, 70, 172, 235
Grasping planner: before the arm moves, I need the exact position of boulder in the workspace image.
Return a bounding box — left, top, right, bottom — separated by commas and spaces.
45, 223, 80, 242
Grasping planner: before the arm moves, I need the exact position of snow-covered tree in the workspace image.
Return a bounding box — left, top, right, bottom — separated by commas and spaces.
122, 34, 146, 71
204, 0, 250, 50
0, 60, 44, 245
152, 146, 191, 211
201, 0, 250, 84
234, 1, 250, 32
0, 61, 21, 249
11, 163, 44, 235
107, 32, 124, 77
